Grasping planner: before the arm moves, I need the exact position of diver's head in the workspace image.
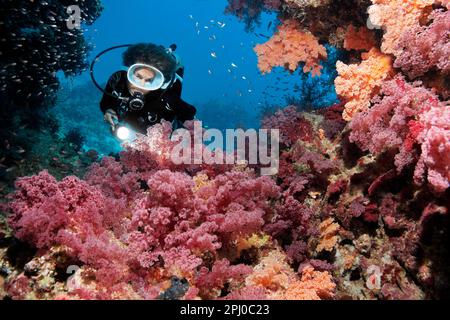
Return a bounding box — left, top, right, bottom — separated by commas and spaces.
123, 43, 177, 94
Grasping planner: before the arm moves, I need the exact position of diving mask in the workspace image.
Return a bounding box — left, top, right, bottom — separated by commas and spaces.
127, 63, 165, 91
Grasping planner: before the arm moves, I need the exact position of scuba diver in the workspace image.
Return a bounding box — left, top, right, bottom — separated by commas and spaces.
91, 43, 196, 139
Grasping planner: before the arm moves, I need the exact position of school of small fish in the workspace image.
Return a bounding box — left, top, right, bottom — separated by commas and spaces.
188, 14, 280, 99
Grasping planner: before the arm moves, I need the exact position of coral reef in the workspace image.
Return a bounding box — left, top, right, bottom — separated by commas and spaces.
282, 45, 345, 110
1, 122, 291, 300
53, 81, 120, 155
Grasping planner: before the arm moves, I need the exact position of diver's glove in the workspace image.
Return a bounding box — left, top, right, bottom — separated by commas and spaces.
104, 109, 119, 132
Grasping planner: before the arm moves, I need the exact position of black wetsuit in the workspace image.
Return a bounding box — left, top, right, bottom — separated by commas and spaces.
100, 70, 196, 133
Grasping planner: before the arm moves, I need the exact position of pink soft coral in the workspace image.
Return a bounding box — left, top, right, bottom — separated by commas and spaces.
394, 10, 450, 79
8, 171, 106, 249
367, 0, 435, 55
414, 103, 450, 192
254, 19, 327, 76
350, 75, 449, 192
7, 157, 280, 299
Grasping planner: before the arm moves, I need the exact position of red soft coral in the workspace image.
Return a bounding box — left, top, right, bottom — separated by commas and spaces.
119, 120, 177, 174
7, 159, 281, 299
119, 120, 232, 178
261, 106, 314, 147
128, 168, 279, 275
343, 24, 377, 51
225, 0, 281, 23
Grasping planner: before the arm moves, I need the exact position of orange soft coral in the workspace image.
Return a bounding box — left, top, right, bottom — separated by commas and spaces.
254, 19, 327, 76
281, 266, 336, 300
343, 25, 377, 51
246, 249, 335, 300
246, 250, 295, 290
316, 218, 340, 252
335, 48, 393, 121
367, 0, 434, 55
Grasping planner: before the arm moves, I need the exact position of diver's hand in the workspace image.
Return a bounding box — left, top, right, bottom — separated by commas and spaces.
104, 109, 118, 131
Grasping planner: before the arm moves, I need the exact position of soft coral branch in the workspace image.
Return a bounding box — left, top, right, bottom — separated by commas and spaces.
254, 19, 327, 76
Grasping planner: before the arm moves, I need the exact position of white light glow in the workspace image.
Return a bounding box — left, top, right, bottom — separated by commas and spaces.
116, 126, 131, 140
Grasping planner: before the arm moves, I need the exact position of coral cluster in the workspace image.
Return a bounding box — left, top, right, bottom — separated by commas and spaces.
394, 10, 450, 80
254, 19, 327, 76
367, 0, 434, 55
0, 0, 104, 198
335, 48, 393, 121
1, 122, 338, 300
349, 75, 450, 192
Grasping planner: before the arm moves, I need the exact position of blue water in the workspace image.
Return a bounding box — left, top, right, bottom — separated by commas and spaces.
55, 0, 340, 155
